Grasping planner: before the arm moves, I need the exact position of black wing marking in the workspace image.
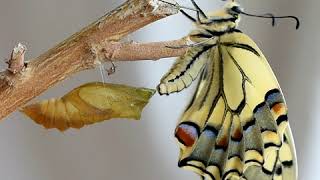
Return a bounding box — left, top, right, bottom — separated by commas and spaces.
174, 32, 294, 180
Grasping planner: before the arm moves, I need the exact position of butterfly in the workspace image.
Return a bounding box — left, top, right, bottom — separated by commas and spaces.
158, 0, 299, 179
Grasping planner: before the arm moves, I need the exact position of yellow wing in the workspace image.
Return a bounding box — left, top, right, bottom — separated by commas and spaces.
164, 32, 296, 180
21, 82, 155, 131
158, 45, 214, 95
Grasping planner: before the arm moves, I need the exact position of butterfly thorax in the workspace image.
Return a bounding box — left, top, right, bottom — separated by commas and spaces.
189, 2, 242, 43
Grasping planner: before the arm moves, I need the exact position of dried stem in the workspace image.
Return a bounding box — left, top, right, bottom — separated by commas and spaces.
92, 38, 188, 61
0, 0, 188, 120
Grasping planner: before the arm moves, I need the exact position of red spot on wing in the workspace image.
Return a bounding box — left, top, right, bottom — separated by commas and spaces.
175, 126, 197, 147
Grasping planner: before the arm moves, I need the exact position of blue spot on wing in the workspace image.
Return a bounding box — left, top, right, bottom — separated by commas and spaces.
265, 89, 284, 107
179, 123, 199, 138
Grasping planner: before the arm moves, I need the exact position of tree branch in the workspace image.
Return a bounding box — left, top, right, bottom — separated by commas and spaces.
91, 38, 188, 61
0, 0, 188, 120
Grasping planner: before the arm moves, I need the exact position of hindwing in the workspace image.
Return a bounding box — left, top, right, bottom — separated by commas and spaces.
159, 32, 296, 180
158, 44, 215, 95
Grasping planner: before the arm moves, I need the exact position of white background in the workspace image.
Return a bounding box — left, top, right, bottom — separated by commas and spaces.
0, 0, 316, 179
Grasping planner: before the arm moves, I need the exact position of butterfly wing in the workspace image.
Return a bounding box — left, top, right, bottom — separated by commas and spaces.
221, 32, 297, 179
158, 44, 215, 95
164, 32, 296, 180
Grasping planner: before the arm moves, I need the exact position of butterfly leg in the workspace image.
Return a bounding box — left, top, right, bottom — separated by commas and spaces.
158, 0, 198, 22
190, 0, 208, 21
180, 9, 197, 22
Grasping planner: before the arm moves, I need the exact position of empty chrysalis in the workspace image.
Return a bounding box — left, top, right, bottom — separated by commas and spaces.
21, 82, 155, 131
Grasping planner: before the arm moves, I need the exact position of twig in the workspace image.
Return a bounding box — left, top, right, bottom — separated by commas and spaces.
0, 0, 187, 120
91, 38, 188, 62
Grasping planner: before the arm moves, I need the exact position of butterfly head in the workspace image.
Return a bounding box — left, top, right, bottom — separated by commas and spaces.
198, 0, 243, 33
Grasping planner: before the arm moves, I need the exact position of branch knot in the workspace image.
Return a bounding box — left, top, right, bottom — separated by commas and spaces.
7, 43, 27, 74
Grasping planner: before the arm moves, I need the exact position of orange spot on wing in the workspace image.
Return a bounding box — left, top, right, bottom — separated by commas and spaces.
216, 135, 228, 149
232, 127, 242, 141
272, 103, 284, 114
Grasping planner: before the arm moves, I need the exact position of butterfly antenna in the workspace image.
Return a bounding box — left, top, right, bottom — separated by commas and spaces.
264, 13, 276, 26
232, 7, 300, 29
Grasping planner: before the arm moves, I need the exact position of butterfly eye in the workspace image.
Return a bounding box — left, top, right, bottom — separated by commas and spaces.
229, 6, 242, 15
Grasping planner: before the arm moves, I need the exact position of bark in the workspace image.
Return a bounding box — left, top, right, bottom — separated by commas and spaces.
0, 0, 188, 120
